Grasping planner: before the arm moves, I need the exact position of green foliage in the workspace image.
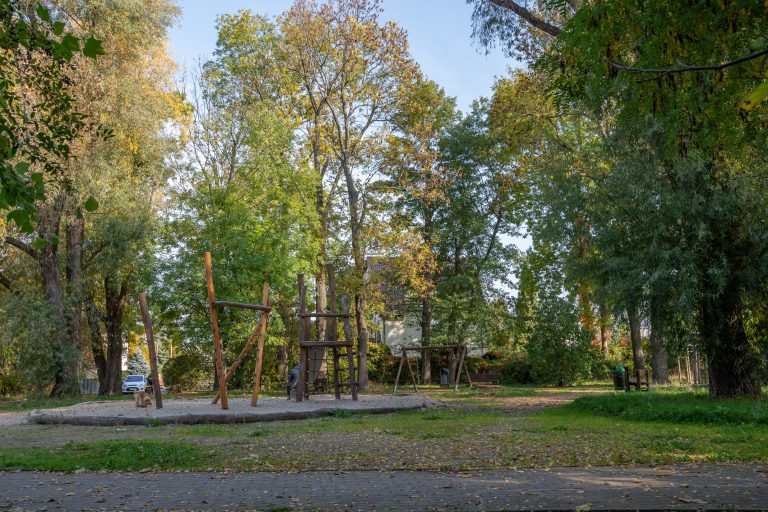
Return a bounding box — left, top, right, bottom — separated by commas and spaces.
161, 352, 212, 392
0, 1, 102, 229
0, 292, 72, 393
565, 390, 768, 426
365, 342, 396, 383
526, 290, 595, 386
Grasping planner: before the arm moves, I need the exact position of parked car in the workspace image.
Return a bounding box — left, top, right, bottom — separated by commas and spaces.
121, 375, 147, 394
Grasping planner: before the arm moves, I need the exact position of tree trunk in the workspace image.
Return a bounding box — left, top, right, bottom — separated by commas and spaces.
627, 302, 645, 370
649, 298, 670, 384
700, 286, 762, 397
39, 194, 80, 397
84, 295, 108, 395
103, 276, 127, 394
598, 304, 609, 357
342, 158, 369, 390
421, 295, 432, 385
421, 213, 434, 385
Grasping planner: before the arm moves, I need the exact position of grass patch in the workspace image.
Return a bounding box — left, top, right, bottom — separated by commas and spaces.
0, 439, 207, 471
563, 389, 768, 425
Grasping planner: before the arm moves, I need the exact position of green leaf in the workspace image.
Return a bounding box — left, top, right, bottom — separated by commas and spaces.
6, 210, 34, 233
14, 162, 30, 175
740, 81, 768, 112
52, 21, 65, 37
58, 34, 80, 61
84, 196, 99, 212
82, 37, 105, 59
31, 239, 48, 250
36, 4, 52, 22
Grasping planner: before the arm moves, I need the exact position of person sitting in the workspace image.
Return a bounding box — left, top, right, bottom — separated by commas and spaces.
286, 364, 300, 399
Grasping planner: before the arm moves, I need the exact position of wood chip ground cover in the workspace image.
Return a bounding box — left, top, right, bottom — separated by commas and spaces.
0, 386, 766, 472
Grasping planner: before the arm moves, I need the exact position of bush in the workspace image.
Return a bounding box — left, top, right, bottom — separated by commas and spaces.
496, 350, 533, 384
527, 292, 594, 386
365, 342, 395, 383
162, 352, 212, 392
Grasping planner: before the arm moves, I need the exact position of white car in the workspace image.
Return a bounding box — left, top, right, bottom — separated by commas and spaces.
122, 375, 147, 394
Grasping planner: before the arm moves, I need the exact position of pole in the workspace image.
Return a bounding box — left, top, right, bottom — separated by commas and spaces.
205, 252, 228, 410
138, 292, 163, 409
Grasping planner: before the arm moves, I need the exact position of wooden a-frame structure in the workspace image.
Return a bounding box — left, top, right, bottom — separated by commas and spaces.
392, 344, 473, 393
205, 252, 272, 410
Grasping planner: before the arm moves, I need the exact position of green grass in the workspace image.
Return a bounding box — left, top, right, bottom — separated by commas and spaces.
0, 439, 207, 471
564, 388, 768, 425
1, 386, 767, 472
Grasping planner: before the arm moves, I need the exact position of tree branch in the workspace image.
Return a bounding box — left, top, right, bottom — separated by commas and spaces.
4, 236, 38, 258
609, 47, 768, 77
489, 0, 561, 37
0, 271, 11, 290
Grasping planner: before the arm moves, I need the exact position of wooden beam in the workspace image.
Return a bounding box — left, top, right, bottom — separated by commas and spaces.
393, 350, 405, 393
251, 282, 271, 406
205, 252, 228, 410
138, 292, 163, 409
212, 301, 271, 312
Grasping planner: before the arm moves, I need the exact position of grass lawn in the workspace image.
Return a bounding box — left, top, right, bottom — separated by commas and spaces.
0, 385, 766, 471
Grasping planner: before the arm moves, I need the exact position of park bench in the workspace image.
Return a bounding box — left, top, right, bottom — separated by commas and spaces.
470, 373, 501, 385
626, 368, 650, 391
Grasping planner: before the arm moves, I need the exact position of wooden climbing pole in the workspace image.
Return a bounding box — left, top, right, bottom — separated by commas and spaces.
205, 252, 272, 410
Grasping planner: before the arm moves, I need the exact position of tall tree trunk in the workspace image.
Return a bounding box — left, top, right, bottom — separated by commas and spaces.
421, 295, 432, 385
598, 303, 609, 357
421, 212, 434, 385
40, 194, 80, 397
649, 297, 670, 384
627, 302, 645, 370
342, 159, 369, 390
85, 294, 108, 395
700, 283, 762, 397
104, 276, 127, 394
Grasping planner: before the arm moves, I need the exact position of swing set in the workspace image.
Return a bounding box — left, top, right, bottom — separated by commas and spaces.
393, 344, 473, 393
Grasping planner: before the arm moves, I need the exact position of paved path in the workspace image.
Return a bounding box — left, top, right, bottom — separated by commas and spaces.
1, 464, 767, 511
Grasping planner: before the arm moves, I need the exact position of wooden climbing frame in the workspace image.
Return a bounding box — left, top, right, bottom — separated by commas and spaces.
205, 252, 272, 410
392, 344, 473, 393
295, 265, 358, 402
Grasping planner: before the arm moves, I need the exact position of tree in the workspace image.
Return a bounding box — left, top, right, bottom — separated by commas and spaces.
1, 0, 180, 397
432, 101, 521, 357
382, 77, 458, 384
545, 0, 768, 396
0, 1, 103, 232
127, 349, 149, 376
156, 12, 317, 390
280, 0, 416, 390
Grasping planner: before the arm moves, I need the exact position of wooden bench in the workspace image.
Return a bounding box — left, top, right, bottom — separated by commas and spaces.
626, 368, 650, 391
470, 373, 501, 385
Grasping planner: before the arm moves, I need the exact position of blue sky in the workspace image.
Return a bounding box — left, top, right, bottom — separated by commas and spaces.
168, 0, 520, 111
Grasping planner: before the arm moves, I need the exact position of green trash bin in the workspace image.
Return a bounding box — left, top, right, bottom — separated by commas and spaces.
613, 365, 626, 390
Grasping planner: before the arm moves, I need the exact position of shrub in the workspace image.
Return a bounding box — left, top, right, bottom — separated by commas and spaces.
162, 352, 212, 392
527, 291, 594, 386
496, 349, 533, 384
